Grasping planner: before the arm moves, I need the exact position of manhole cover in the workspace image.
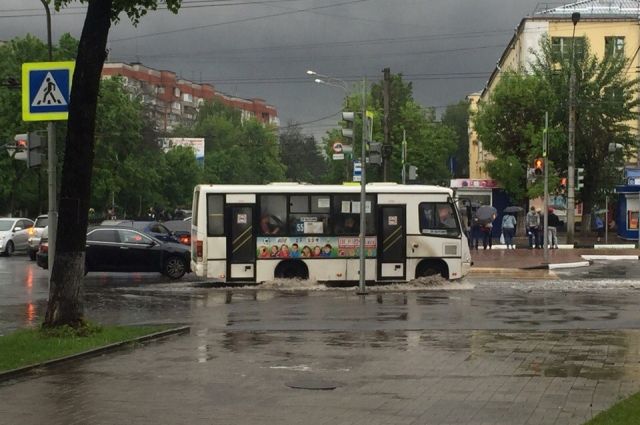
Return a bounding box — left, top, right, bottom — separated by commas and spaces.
286, 378, 339, 390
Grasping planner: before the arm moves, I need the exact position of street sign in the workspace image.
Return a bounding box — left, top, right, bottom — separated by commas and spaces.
353, 160, 362, 182
22, 61, 75, 121
332, 153, 345, 160
332, 142, 343, 153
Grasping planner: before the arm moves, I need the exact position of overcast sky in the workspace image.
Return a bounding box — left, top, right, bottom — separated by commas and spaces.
0, 0, 549, 138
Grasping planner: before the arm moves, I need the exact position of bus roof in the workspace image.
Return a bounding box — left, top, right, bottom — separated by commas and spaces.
195, 182, 453, 196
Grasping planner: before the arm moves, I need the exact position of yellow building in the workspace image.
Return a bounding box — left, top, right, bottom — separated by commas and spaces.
469, 0, 640, 179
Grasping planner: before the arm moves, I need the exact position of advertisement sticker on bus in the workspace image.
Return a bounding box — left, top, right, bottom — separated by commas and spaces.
257, 236, 377, 259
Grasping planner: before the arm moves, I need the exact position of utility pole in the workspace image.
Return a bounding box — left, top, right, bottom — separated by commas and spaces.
382, 67, 391, 182
543, 112, 549, 264
41, 0, 57, 273
358, 77, 368, 295
566, 12, 580, 245
401, 129, 407, 184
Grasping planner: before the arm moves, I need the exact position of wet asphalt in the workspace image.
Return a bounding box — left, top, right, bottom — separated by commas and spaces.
1, 255, 640, 425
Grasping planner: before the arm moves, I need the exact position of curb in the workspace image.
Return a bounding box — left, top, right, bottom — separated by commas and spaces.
0, 325, 190, 383
581, 255, 640, 261
548, 261, 591, 270
491, 244, 635, 250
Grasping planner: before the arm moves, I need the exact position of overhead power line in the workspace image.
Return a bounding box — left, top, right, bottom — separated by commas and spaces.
109, 0, 373, 42
113, 29, 512, 59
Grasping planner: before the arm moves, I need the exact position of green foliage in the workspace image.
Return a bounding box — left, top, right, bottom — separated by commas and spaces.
279, 124, 327, 183
52, 0, 181, 24
178, 100, 286, 184
332, 74, 456, 184
474, 71, 555, 203
0, 34, 77, 216
162, 147, 201, 207
475, 36, 638, 209
442, 100, 470, 177
531, 36, 638, 211
321, 128, 349, 184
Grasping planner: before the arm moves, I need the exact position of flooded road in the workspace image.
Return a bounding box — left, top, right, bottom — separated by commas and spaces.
2, 257, 640, 424
2, 256, 640, 334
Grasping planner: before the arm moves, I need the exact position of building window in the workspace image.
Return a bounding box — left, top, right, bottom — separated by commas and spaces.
158, 86, 165, 94
551, 37, 585, 62
172, 101, 181, 112
605, 36, 624, 57
174, 87, 181, 97
183, 93, 193, 103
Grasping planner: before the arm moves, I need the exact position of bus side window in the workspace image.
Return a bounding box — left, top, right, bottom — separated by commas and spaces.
207, 194, 224, 236
259, 195, 287, 235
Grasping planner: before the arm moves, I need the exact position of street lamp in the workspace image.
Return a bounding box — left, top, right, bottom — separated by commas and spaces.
566, 11, 580, 244
307, 69, 369, 295
40, 0, 58, 273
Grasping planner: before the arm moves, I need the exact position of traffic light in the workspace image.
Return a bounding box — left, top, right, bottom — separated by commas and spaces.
14, 132, 42, 168
576, 167, 584, 190
14, 134, 27, 150
368, 141, 382, 165
533, 158, 544, 176
341, 111, 354, 143
408, 165, 418, 181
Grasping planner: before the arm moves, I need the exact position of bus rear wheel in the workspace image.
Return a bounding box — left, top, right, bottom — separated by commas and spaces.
416, 260, 448, 279
274, 260, 309, 280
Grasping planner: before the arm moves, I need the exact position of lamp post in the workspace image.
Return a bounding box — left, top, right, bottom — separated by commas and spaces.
566, 11, 580, 245
307, 70, 368, 295
40, 0, 57, 273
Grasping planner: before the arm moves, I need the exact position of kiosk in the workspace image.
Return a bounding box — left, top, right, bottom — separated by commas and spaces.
614, 168, 640, 241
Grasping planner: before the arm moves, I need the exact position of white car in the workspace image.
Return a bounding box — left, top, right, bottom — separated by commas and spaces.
27, 215, 48, 260
0, 218, 35, 256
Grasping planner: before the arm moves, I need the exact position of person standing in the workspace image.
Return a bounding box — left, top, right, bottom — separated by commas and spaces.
526, 206, 541, 249
548, 208, 560, 249
595, 215, 605, 242
470, 216, 481, 250
501, 213, 517, 249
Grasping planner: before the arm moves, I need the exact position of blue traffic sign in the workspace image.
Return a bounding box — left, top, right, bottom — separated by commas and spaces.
22, 61, 75, 121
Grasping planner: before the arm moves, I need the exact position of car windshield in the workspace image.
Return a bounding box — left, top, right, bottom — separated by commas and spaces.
0, 220, 15, 231
35, 217, 48, 228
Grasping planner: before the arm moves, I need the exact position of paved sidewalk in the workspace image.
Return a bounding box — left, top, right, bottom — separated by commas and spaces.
1, 328, 639, 425
471, 248, 639, 270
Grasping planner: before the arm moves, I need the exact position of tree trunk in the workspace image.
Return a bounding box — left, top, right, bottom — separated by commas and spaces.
44, 0, 112, 328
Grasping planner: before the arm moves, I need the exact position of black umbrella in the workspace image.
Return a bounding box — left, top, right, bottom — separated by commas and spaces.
503, 206, 524, 214
475, 205, 497, 224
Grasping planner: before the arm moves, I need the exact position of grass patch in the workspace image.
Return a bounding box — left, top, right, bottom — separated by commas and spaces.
0, 324, 171, 372
584, 391, 640, 425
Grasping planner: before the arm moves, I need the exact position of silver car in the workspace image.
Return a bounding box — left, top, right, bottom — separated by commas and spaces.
0, 218, 35, 256
27, 215, 48, 260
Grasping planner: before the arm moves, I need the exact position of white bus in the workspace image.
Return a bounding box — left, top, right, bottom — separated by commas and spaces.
191, 183, 472, 283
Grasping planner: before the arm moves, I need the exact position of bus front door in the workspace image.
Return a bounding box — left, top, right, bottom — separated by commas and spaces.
226, 205, 256, 281
377, 205, 406, 281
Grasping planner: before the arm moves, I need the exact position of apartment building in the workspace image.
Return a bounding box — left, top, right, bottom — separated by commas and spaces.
469, 0, 640, 178
102, 62, 279, 132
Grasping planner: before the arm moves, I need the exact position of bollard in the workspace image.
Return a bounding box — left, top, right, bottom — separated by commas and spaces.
225, 291, 232, 304
376, 294, 383, 304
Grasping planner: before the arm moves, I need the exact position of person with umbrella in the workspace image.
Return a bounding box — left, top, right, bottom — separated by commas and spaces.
476, 205, 497, 250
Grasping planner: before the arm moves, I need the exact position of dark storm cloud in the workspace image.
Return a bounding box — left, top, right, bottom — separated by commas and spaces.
0, 0, 545, 138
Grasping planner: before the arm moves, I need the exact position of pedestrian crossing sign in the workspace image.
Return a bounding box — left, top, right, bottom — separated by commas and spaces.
22, 61, 75, 121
